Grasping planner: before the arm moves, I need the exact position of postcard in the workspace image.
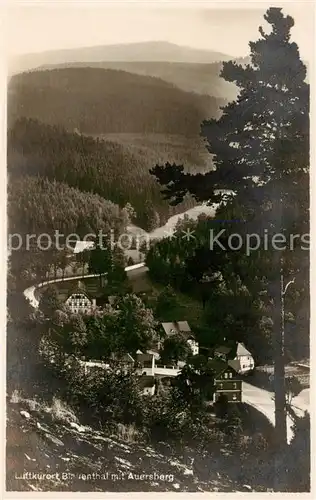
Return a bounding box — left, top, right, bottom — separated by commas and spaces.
5, 0, 312, 495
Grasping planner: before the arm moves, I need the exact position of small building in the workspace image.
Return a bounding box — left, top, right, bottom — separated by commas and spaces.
136, 353, 155, 376
161, 321, 199, 355
65, 281, 96, 314
138, 375, 156, 396
214, 342, 255, 375
209, 359, 242, 403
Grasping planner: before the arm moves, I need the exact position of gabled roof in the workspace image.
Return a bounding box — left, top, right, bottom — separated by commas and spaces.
162, 321, 192, 336
136, 353, 154, 364
146, 349, 160, 360
214, 345, 232, 355
236, 342, 253, 357
207, 359, 230, 378
110, 353, 135, 364
67, 280, 90, 299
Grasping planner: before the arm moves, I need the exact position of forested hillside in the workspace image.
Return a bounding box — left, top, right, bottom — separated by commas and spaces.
32, 61, 241, 100
8, 176, 127, 238
8, 68, 226, 135
8, 119, 202, 229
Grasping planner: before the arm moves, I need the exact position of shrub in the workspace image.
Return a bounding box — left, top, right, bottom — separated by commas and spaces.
50, 397, 79, 425
115, 423, 140, 443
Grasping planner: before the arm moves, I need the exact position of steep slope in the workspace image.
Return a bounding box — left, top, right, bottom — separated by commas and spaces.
8, 68, 225, 135
8, 175, 126, 237
8, 395, 273, 493
8, 119, 204, 228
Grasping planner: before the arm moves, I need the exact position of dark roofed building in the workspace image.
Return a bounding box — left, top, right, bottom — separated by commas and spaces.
214, 345, 233, 360
207, 359, 242, 403
162, 321, 192, 336
161, 321, 199, 355
214, 342, 254, 375
136, 352, 155, 376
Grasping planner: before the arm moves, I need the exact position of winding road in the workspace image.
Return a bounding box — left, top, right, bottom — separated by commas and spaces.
243, 382, 309, 442
23, 257, 309, 443
23, 262, 147, 308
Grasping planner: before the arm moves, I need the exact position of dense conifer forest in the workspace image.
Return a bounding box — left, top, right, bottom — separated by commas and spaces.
7, 67, 227, 230
8, 68, 226, 134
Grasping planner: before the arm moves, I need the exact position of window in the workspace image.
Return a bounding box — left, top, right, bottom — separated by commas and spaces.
232, 394, 237, 401
224, 373, 228, 379
229, 372, 232, 378
233, 383, 237, 389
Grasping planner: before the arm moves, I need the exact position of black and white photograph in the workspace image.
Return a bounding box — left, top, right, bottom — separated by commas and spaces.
5, 1, 312, 493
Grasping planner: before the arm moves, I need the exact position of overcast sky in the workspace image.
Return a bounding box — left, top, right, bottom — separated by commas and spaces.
6, 2, 314, 61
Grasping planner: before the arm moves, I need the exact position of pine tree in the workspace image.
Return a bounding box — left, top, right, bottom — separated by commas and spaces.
150, 7, 309, 451
144, 200, 160, 232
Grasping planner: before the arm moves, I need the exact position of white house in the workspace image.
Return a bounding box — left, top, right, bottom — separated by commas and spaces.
228, 343, 255, 375
161, 321, 199, 355
214, 342, 254, 375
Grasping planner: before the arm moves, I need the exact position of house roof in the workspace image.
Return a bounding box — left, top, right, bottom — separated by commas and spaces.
73, 240, 95, 254
110, 353, 135, 364
214, 345, 232, 355
146, 349, 160, 360
162, 321, 192, 337
67, 280, 89, 298
138, 375, 155, 389
236, 342, 252, 357
207, 359, 230, 378
136, 353, 154, 364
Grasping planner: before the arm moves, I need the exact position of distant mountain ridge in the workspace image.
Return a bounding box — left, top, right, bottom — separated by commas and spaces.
9, 41, 234, 75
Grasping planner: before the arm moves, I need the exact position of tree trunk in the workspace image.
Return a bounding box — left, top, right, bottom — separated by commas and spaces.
273, 261, 287, 447
272, 256, 288, 492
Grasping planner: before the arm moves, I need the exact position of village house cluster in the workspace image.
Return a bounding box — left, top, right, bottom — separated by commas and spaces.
65, 282, 254, 401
